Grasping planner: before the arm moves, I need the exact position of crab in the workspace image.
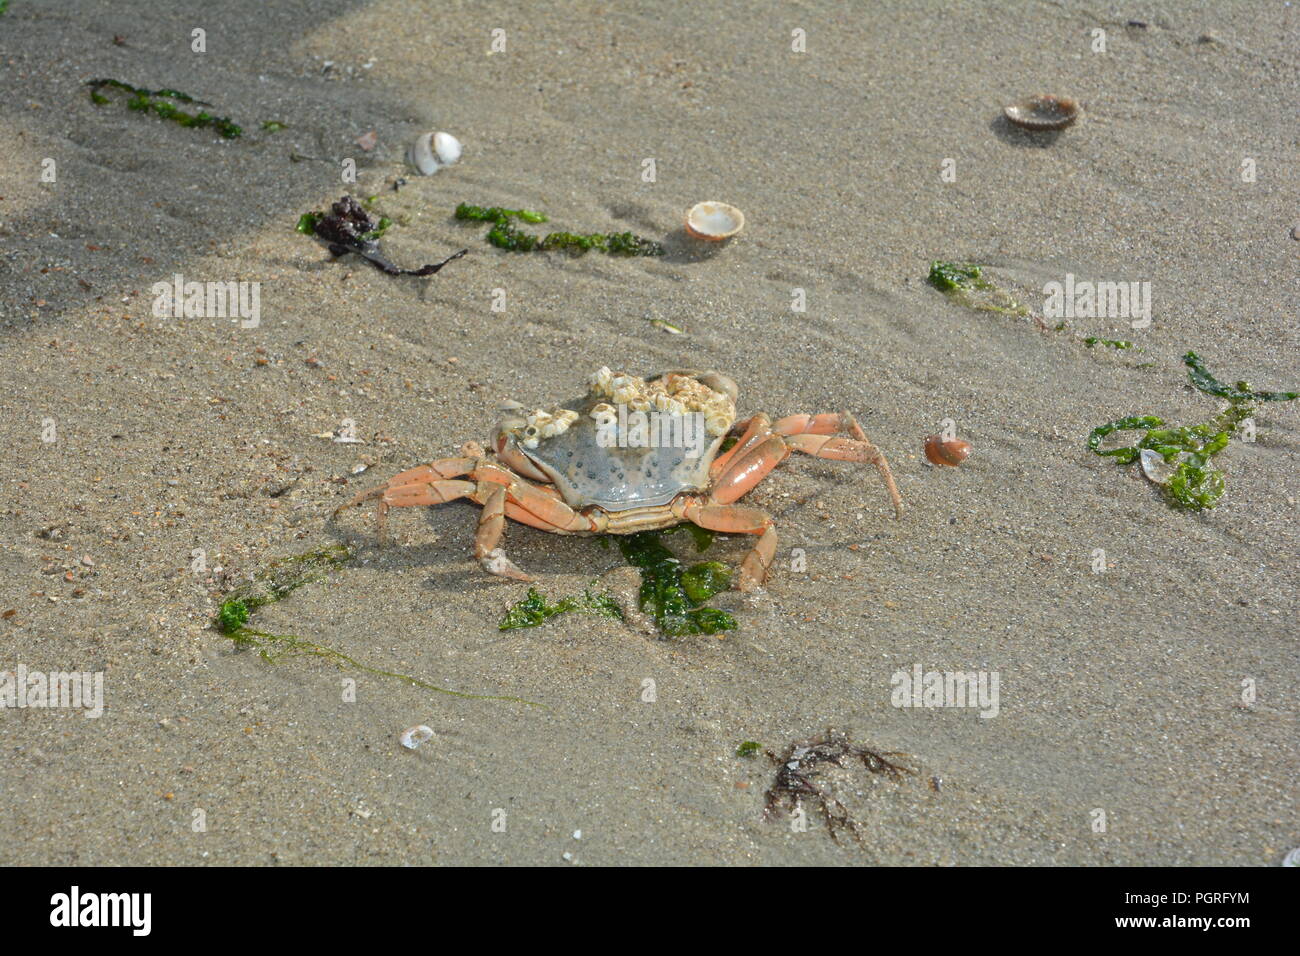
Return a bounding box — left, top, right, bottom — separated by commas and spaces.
335, 368, 902, 591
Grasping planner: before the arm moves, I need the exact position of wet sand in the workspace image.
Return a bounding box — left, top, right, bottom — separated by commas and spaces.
0, 0, 1295, 865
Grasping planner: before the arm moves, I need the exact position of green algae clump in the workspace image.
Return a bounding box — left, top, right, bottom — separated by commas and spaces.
498, 587, 623, 630
217, 598, 251, 634
617, 531, 737, 637
1087, 353, 1298, 510
681, 561, 732, 604
927, 260, 1029, 317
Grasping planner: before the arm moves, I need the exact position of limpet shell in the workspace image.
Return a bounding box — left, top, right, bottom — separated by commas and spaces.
685, 201, 745, 241
1003, 94, 1080, 131
407, 131, 462, 175
924, 435, 972, 467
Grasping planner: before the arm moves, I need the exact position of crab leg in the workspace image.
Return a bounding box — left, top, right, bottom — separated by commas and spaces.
711, 435, 789, 504
334, 459, 478, 544
701, 438, 787, 589
709, 414, 772, 480
503, 481, 596, 534
684, 502, 777, 591
771, 412, 846, 437
773, 412, 903, 518
475, 485, 534, 581
783, 433, 903, 518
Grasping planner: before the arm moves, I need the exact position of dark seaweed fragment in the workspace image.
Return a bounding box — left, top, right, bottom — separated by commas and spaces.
299, 196, 467, 277
763, 730, 913, 845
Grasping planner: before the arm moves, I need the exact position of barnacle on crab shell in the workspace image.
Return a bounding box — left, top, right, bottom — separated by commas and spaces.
502, 405, 580, 445
584, 367, 737, 436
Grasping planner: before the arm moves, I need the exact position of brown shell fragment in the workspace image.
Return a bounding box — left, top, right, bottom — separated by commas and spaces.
925, 435, 972, 467
1003, 94, 1080, 130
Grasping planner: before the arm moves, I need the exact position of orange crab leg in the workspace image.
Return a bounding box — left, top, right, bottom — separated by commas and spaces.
771, 412, 845, 436
783, 433, 903, 517
335, 459, 479, 544
711, 435, 789, 504
476, 485, 533, 581
503, 481, 596, 534
709, 414, 772, 479
684, 501, 777, 591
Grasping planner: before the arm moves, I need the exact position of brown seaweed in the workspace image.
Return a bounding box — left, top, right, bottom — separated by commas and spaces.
763, 730, 913, 844
299, 196, 467, 277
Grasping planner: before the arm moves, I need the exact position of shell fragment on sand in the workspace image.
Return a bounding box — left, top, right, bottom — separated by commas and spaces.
399, 725, 434, 750
1003, 94, 1080, 130
685, 201, 745, 241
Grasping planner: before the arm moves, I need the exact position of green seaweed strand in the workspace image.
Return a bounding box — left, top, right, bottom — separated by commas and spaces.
1086, 415, 1164, 463
215, 543, 541, 707
455, 204, 549, 225
1184, 351, 1298, 404
87, 79, 242, 138
225, 627, 543, 707
455, 202, 664, 257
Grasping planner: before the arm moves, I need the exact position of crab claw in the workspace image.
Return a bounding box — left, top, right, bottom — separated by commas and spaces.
474, 485, 535, 581
478, 547, 534, 582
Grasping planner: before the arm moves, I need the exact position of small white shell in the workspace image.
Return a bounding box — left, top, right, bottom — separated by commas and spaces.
1139, 448, 1175, 485
399, 725, 434, 750
407, 131, 462, 175
685, 201, 745, 241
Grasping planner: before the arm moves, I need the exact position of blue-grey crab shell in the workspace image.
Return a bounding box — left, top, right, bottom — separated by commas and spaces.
513, 392, 728, 511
